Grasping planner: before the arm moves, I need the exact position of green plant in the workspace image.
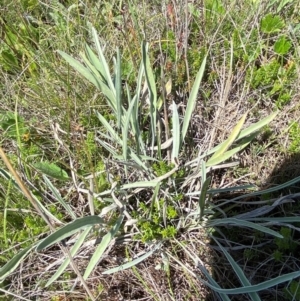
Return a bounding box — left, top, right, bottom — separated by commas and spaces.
274, 35, 292, 55
136, 198, 178, 242
0, 112, 29, 140
0, 25, 279, 301
284, 280, 300, 301
274, 227, 297, 253
246, 57, 295, 108
260, 14, 285, 34
288, 121, 300, 153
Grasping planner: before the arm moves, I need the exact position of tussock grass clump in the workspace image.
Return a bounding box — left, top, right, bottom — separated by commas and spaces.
1, 1, 300, 300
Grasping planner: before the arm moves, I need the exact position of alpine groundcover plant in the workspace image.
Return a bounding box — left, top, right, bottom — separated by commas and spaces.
1, 25, 296, 301
1, 0, 300, 300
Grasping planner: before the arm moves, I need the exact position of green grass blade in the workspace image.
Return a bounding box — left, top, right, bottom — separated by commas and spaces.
91, 27, 115, 93
197, 270, 300, 295
231, 175, 300, 202
84, 215, 124, 280
207, 218, 283, 238
0, 244, 36, 283
45, 226, 92, 287
207, 184, 255, 194
206, 133, 256, 166
236, 111, 278, 141
57, 50, 100, 89
199, 176, 211, 220
31, 194, 63, 225
212, 237, 261, 301
0, 168, 19, 188
132, 61, 145, 154
43, 175, 76, 220
172, 101, 180, 160
120, 180, 159, 190
196, 264, 231, 301
95, 111, 122, 145
102, 243, 161, 275
0, 168, 63, 225
123, 95, 136, 164
142, 42, 157, 150
81, 51, 116, 112
85, 44, 105, 77
181, 55, 207, 141
127, 150, 150, 172
187, 111, 278, 166
95, 138, 118, 157
115, 48, 122, 129
251, 216, 300, 223
36, 216, 103, 251
210, 113, 247, 161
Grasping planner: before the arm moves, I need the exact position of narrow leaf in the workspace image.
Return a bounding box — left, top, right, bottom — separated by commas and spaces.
95, 111, 122, 145
103, 243, 161, 274
43, 175, 76, 219
213, 237, 261, 301
132, 61, 145, 154
231, 175, 300, 202
210, 113, 247, 161
58, 50, 100, 89
197, 269, 300, 294
172, 101, 180, 160
36, 216, 103, 251
142, 42, 157, 150
120, 180, 159, 190
206, 133, 256, 166
199, 176, 211, 219
207, 218, 283, 238
84, 215, 124, 280
123, 95, 137, 164
45, 227, 92, 287
115, 48, 122, 129
91, 27, 115, 92
81, 50, 116, 112
33, 162, 69, 181
182, 55, 207, 141
0, 244, 36, 283
187, 111, 278, 166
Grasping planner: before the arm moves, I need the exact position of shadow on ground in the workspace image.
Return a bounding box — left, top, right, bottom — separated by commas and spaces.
206, 152, 300, 301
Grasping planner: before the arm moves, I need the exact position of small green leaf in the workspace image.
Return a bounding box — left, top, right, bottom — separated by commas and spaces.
33, 162, 69, 181
261, 14, 284, 34
274, 36, 291, 55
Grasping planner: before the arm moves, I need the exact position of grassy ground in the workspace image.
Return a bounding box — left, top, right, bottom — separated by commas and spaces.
1, 0, 300, 300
